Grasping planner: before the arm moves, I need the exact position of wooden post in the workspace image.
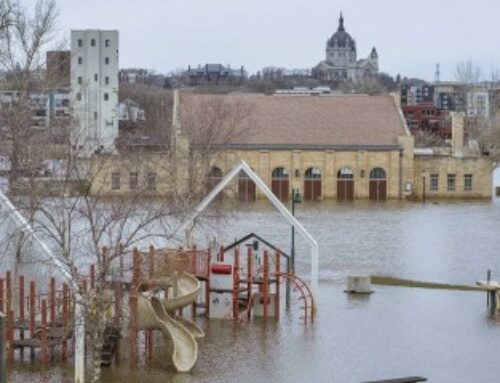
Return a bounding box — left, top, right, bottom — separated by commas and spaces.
275, 251, 280, 320
50, 277, 56, 327
0, 278, 4, 313
81, 279, 87, 295
29, 281, 35, 361
219, 246, 225, 263
119, 243, 124, 278
113, 281, 121, 364
147, 245, 154, 361
233, 247, 240, 321
0, 312, 6, 383
247, 246, 253, 318
129, 248, 140, 368
5, 272, 11, 314
102, 246, 109, 275
6, 309, 13, 363
61, 284, 69, 362
205, 248, 211, 318
18, 275, 25, 359
263, 250, 269, 322
148, 245, 155, 277
41, 299, 48, 365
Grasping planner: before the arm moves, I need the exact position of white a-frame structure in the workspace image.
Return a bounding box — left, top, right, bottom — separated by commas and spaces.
0, 191, 86, 383
175, 160, 319, 300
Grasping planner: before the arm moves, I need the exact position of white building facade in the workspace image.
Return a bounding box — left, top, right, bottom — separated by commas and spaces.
70, 30, 119, 154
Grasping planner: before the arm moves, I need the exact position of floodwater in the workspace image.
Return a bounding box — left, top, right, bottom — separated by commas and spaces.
8, 196, 500, 383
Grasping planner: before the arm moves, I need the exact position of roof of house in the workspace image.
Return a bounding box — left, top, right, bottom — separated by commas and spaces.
180, 92, 408, 150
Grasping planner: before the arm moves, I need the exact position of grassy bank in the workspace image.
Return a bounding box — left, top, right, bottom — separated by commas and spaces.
371, 276, 485, 292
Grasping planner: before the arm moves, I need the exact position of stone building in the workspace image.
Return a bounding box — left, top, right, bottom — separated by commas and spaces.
314, 13, 379, 82
89, 92, 493, 201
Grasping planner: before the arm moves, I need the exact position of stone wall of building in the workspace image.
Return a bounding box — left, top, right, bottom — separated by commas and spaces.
413, 155, 493, 199
212, 148, 410, 199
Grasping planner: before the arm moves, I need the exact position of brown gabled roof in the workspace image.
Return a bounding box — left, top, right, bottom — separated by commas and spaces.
181, 92, 408, 150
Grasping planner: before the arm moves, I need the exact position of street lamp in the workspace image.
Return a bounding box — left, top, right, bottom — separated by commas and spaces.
286, 188, 302, 310
291, 188, 302, 274
421, 171, 427, 203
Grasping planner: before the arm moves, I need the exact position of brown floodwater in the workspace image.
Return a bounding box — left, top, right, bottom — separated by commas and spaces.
7, 198, 500, 382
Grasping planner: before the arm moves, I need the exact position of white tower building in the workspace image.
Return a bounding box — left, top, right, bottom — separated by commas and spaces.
70, 30, 119, 154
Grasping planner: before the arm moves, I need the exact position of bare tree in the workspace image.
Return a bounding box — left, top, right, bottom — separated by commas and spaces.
0, 0, 60, 192
454, 59, 482, 113
413, 130, 446, 148
179, 92, 253, 197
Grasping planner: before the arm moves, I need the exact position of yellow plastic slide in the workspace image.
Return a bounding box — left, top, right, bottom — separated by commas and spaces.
136, 273, 204, 372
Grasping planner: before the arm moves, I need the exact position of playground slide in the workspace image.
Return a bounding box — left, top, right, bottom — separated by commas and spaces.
136, 272, 204, 372
162, 273, 201, 312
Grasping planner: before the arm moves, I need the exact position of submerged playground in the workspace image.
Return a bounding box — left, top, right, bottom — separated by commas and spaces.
2, 162, 500, 383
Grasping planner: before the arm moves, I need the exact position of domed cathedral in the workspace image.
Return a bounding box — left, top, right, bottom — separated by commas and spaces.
314, 12, 379, 82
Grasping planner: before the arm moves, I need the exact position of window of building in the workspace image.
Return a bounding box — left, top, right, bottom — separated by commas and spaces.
105, 76, 109, 85
78, 57, 82, 65
430, 174, 439, 191
464, 174, 473, 191
447, 174, 456, 191
111, 172, 120, 190
129, 172, 138, 190
78, 76, 82, 85
78, 39, 82, 47
105, 57, 110, 65
91, 38, 96, 47
105, 39, 110, 47
76, 92, 82, 101
147, 172, 157, 191
104, 93, 109, 101
94, 73, 98, 82
94, 111, 98, 120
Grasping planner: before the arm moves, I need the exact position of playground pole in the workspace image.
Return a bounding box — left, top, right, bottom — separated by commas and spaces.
0, 312, 6, 383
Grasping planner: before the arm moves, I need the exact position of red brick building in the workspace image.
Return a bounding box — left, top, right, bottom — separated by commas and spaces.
402, 104, 451, 139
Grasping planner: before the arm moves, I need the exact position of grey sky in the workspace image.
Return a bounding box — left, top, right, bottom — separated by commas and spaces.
53, 0, 499, 81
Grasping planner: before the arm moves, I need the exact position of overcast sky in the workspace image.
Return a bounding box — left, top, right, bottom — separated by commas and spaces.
49, 0, 499, 81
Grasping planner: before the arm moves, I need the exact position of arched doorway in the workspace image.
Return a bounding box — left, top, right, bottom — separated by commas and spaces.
271, 167, 289, 201
206, 166, 223, 191
238, 170, 256, 202
369, 167, 387, 201
304, 167, 321, 201
337, 167, 354, 201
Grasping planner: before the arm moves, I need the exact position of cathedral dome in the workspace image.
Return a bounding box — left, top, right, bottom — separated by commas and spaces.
327, 13, 355, 49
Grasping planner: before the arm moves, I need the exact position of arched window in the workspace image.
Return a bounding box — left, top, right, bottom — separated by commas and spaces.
304, 167, 321, 180
337, 167, 354, 180
238, 170, 256, 202
272, 167, 289, 179
304, 167, 322, 201
271, 167, 289, 201
369, 167, 386, 180
369, 167, 387, 201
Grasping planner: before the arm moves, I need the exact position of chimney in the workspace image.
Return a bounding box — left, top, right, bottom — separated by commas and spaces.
451, 111, 464, 157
